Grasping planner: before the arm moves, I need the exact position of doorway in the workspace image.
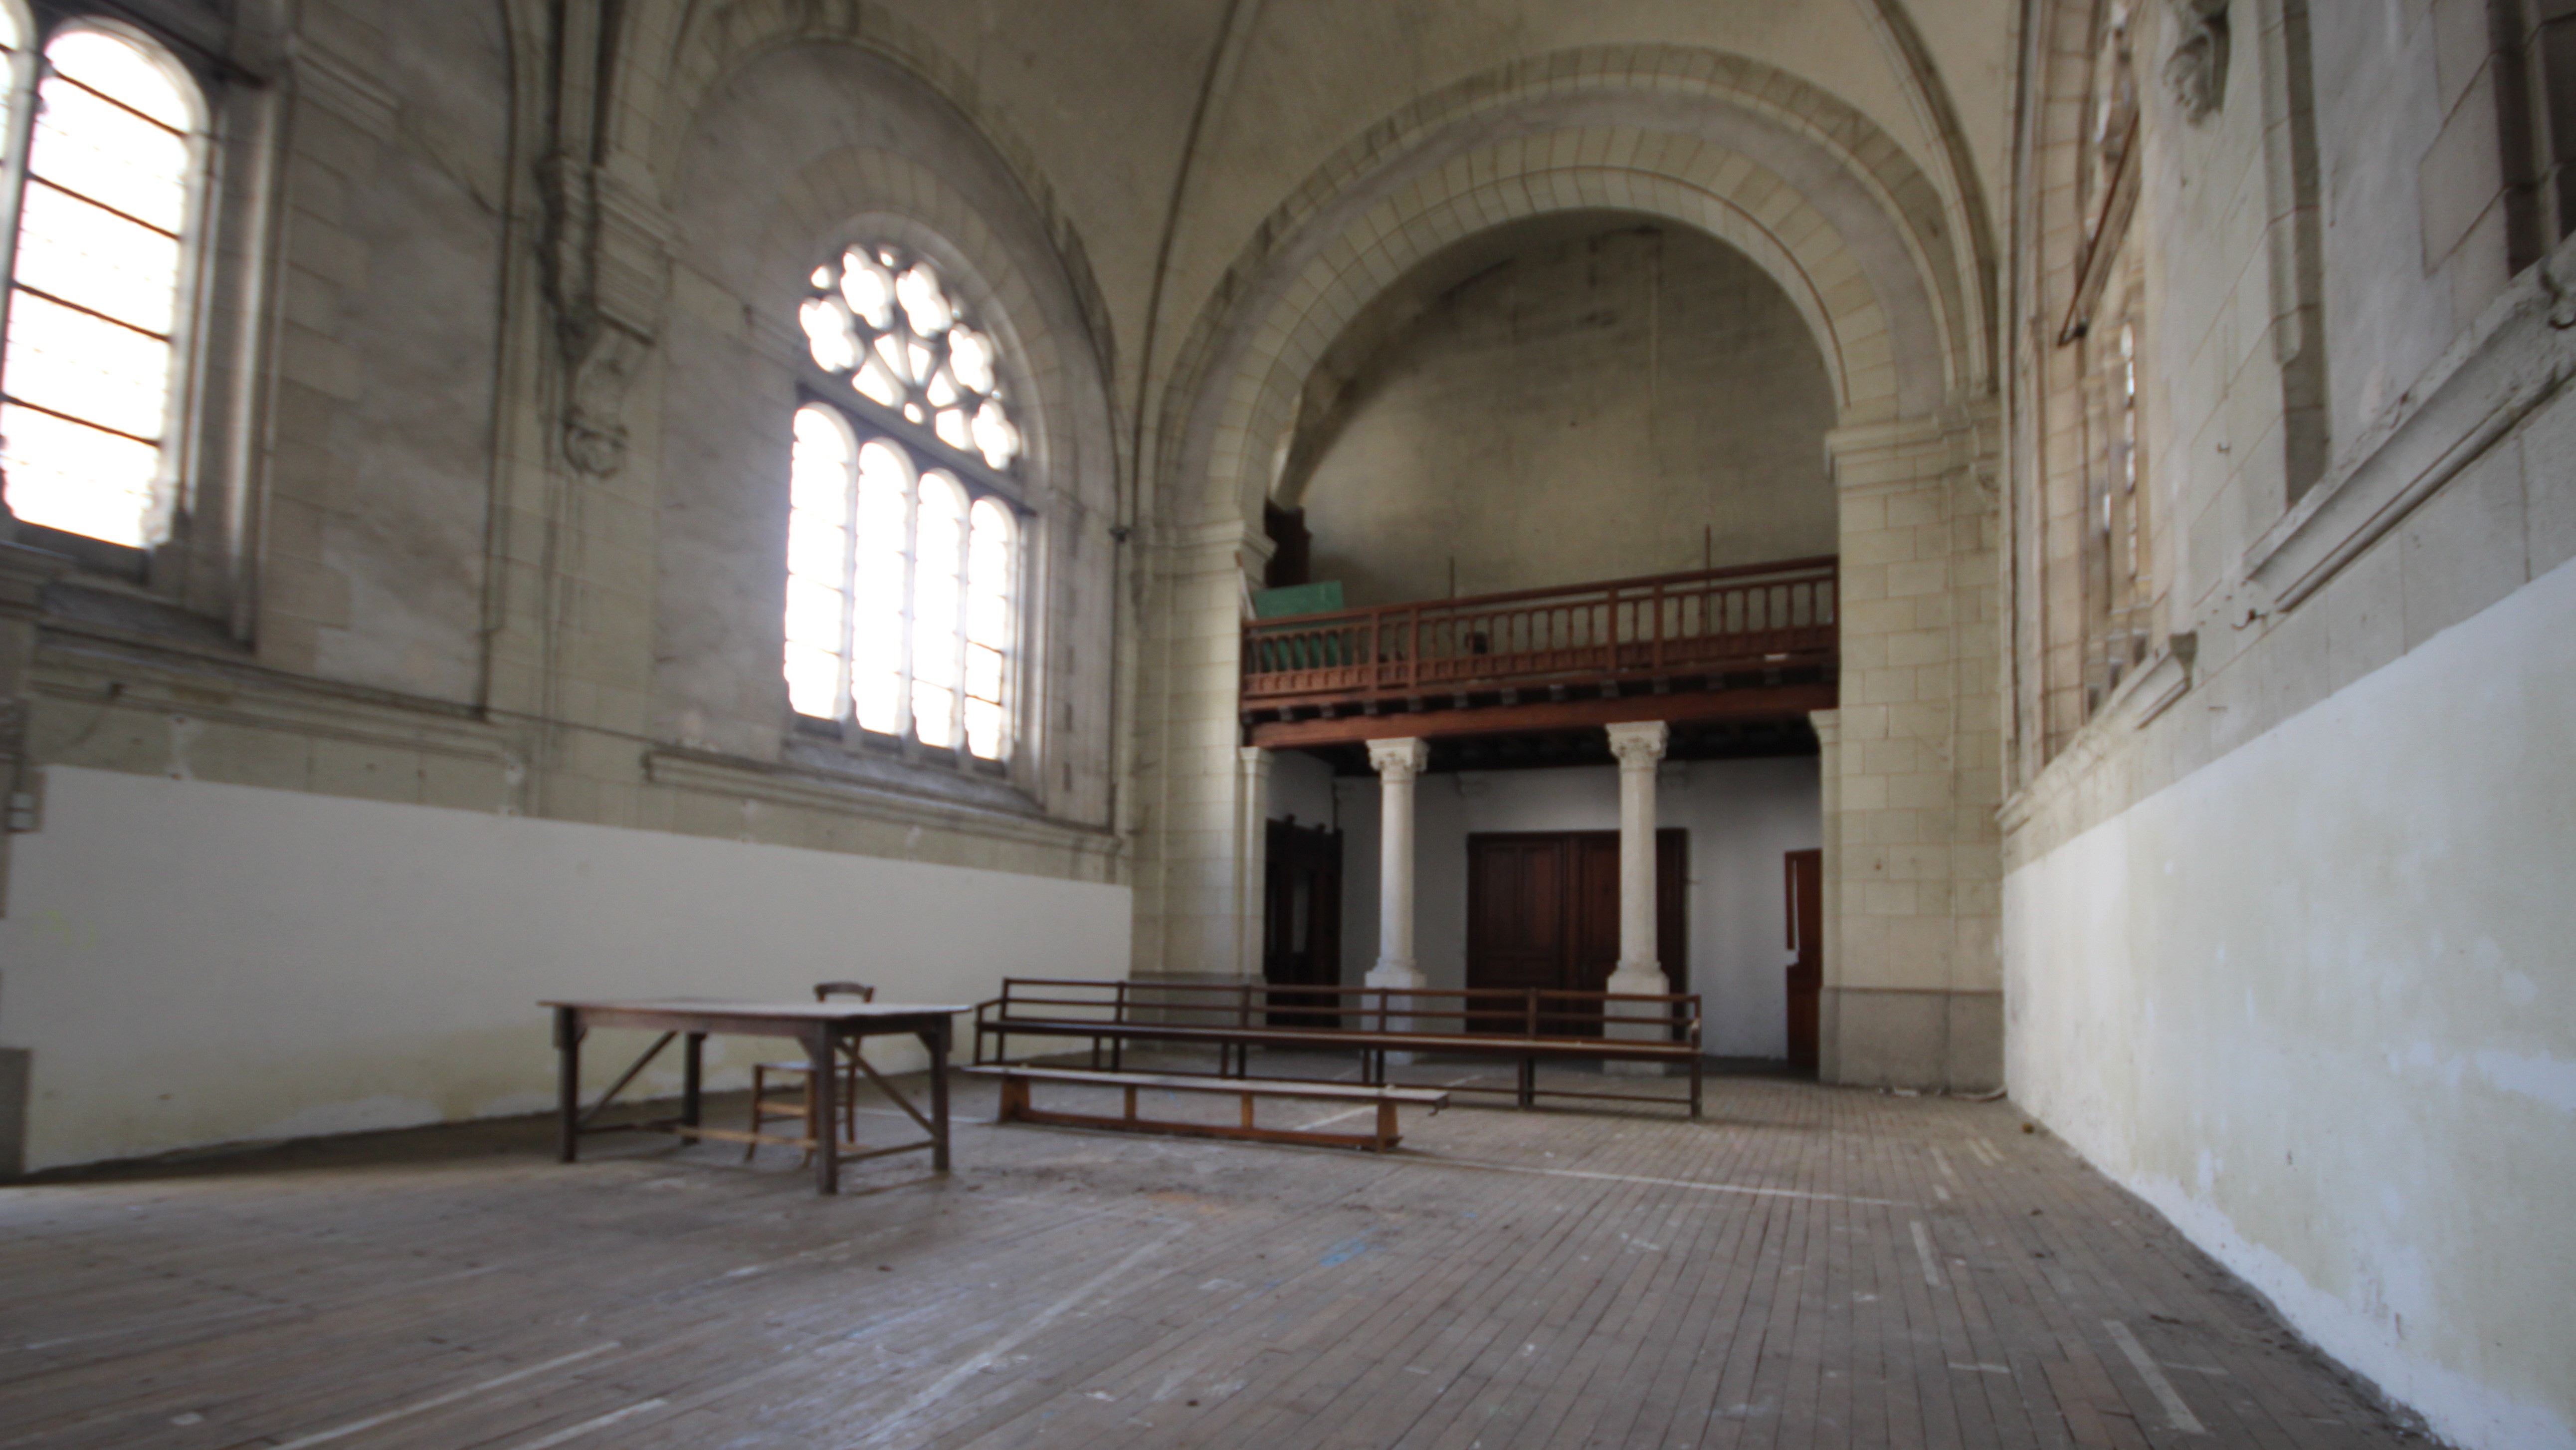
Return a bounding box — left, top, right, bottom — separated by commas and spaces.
1263, 817, 1343, 1028
1784, 847, 1822, 1070
1465, 829, 1686, 1036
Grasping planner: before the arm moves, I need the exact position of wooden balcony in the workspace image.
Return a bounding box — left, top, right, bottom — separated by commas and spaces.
1242, 557, 1838, 748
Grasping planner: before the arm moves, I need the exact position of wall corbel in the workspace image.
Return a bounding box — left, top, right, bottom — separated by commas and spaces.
541, 161, 671, 477
2164, 0, 2231, 124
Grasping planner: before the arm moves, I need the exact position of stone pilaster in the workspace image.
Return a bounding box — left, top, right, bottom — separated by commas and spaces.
1819, 406, 2003, 1091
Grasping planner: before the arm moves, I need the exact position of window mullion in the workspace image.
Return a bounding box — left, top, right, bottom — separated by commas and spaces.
896, 461, 920, 748
947, 492, 972, 753
834, 437, 858, 727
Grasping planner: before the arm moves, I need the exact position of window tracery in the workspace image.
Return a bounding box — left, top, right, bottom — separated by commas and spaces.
785, 249, 1023, 767
798, 245, 1021, 471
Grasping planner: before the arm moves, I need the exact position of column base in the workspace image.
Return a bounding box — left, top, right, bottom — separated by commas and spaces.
1365, 962, 1427, 1064
1602, 962, 1675, 1075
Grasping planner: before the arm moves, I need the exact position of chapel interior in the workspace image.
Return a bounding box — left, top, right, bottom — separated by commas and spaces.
1, 2, 2570, 1448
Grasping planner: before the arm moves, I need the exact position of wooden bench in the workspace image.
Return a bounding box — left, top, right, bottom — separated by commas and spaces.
965, 1064, 1448, 1151
974, 978, 1703, 1116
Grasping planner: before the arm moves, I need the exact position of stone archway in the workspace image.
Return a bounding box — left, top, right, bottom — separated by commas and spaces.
1134, 47, 2006, 1091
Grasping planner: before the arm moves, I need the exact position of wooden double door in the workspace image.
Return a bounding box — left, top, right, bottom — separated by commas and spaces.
1466, 829, 1686, 1036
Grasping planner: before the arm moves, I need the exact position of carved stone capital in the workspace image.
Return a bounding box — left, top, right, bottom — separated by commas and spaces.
1366, 736, 1430, 783
1606, 720, 1670, 770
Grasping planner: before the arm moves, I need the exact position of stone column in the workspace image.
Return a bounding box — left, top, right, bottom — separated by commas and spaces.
1363, 737, 1430, 1041
1603, 723, 1671, 1067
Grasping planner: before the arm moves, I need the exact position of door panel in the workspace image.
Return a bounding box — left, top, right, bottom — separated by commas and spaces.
1263, 818, 1344, 1028
1784, 847, 1822, 1069
1467, 829, 1686, 1038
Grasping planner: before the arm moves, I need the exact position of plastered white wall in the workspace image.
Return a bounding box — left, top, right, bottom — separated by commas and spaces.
1268, 749, 1340, 831
1336, 758, 1820, 1057
0, 768, 1130, 1173
2005, 558, 2576, 1450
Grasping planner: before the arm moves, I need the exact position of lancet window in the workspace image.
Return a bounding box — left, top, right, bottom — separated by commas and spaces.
784, 248, 1024, 766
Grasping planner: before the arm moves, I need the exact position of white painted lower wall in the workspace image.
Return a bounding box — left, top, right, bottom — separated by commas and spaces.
2004, 558, 2576, 1450
0, 768, 1132, 1173
1332, 757, 1821, 1057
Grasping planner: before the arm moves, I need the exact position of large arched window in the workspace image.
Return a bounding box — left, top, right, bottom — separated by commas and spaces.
786, 246, 1024, 766
0, 17, 205, 551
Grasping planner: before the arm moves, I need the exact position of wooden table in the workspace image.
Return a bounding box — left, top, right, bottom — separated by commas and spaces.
542, 998, 967, 1194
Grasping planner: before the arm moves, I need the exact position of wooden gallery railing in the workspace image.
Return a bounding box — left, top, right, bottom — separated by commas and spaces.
1241, 556, 1838, 715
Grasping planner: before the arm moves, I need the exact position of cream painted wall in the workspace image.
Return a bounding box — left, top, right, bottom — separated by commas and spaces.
0, 767, 1130, 1174
2005, 557, 2576, 1450
1268, 748, 1339, 830
1336, 758, 1821, 1057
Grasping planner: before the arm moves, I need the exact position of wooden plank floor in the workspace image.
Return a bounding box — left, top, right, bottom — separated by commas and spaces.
0, 1055, 2426, 1450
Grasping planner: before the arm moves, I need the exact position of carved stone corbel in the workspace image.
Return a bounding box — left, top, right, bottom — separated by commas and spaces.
541, 157, 671, 477
2165, 0, 2230, 124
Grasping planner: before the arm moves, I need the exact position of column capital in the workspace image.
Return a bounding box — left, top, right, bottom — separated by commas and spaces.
1366, 736, 1430, 782
1605, 721, 1669, 770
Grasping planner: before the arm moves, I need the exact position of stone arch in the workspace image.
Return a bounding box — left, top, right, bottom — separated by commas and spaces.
650, 48, 1119, 800
1247, 146, 1889, 512
615, 0, 1117, 382
1154, 46, 1988, 537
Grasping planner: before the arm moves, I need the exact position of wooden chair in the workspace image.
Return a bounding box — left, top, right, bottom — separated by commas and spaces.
746, 982, 878, 1163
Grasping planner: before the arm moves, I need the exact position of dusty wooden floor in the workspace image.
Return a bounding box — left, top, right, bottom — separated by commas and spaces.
0, 1055, 2425, 1450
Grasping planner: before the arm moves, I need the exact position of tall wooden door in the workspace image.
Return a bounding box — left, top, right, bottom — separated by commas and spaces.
1263, 818, 1342, 1027
1784, 848, 1822, 1070
1467, 829, 1685, 1036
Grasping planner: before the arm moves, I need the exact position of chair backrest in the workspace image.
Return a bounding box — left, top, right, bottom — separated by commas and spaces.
814, 981, 876, 1003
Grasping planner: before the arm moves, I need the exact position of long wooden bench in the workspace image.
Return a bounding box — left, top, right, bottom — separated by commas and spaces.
973, 978, 1703, 1117
964, 1064, 1448, 1151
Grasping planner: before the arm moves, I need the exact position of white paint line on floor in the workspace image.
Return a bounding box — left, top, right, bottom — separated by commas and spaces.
1422, 1155, 1919, 1208
853, 1233, 1184, 1446
1948, 1362, 2011, 1374
503, 1398, 668, 1450
1967, 1138, 2005, 1168
1911, 1221, 1943, 1288
1294, 1071, 1486, 1132
1930, 1146, 1963, 1184
269, 1343, 622, 1450
2105, 1319, 2207, 1434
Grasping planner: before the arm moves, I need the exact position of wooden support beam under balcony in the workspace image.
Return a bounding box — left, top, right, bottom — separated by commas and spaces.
1240, 556, 1837, 748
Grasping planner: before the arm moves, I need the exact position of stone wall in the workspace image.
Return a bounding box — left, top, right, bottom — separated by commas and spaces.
2001, 2, 2576, 1443
1292, 213, 1837, 604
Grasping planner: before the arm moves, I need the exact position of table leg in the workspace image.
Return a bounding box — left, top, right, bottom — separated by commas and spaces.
808, 1028, 839, 1195
928, 1021, 951, 1173
554, 1007, 582, 1163
683, 1033, 705, 1129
